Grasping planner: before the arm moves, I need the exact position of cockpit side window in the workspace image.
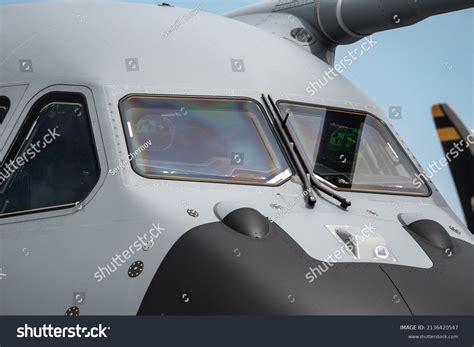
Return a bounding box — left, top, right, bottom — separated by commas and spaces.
0, 93, 100, 217
119, 96, 292, 185
0, 96, 10, 124
278, 101, 430, 196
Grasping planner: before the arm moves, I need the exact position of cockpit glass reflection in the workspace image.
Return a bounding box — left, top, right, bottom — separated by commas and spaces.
278, 102, 430, 195
120, 96, 291, 185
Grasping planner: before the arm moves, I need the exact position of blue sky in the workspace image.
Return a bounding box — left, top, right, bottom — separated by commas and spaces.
1, 0, 472, 223
338, 8, 473, 222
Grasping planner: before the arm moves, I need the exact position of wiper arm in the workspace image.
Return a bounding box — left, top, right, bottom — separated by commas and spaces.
264, 95, 351, 210
262, 95, 316, 209
308, 173, 351, 209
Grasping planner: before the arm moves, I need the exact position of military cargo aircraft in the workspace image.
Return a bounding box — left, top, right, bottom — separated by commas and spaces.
0, 0, 473, 315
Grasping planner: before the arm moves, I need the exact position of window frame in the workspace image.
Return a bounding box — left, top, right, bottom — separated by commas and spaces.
0, 86, 105, 221
0, 96, 11, 124
0, 85, 29, 141
276, 99, 432, 197
118, 94, 294, 187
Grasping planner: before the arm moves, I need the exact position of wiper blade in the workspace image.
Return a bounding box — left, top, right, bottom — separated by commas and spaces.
264, 95, 351, 210
262, 95, 316, 209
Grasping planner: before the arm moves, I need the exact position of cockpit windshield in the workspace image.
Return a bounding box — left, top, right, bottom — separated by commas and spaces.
278, 102, 430, 196
120, 96, 291, 185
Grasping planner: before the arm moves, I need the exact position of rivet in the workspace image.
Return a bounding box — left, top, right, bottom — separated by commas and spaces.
128, 261, 144, 278
187, 209, 199, 218
143, 241, 154, 251
367, 209, 378, 216
270, 203, 282, 210
65, 306, 80, 316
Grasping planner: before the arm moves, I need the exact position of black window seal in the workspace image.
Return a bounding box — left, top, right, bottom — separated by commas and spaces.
0, 96, 11, 124
117, 93, 294, 188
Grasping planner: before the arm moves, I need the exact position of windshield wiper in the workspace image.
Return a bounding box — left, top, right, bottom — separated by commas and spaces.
262, 95, 316, 209
262, 95, 351, 210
